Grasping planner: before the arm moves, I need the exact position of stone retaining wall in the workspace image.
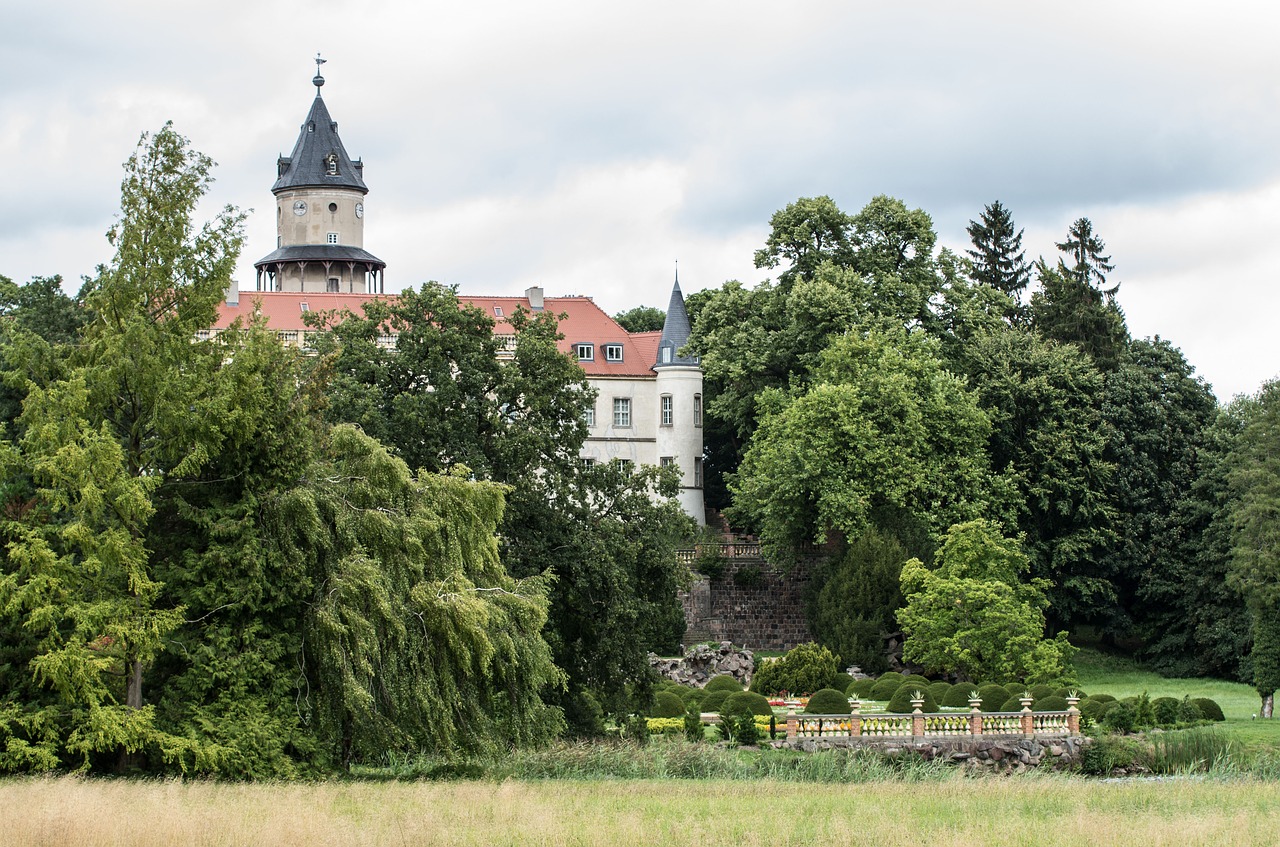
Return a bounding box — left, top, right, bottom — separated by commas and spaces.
771, 735, 1091, 771
680, 557, 812, 650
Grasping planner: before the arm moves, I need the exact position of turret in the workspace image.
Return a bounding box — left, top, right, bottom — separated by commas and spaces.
654, 273, 705, 525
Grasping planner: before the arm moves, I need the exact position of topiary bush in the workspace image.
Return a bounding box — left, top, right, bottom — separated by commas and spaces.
1103, 700, 1137, 733
998, 696, 1025, 712
1003, 682, 1025, 697
927, 681, 952, 703
942, 685, 980, 708
699, 689, 731, 714
1091, 693, 1117, 704
901, 674, 931, 689
1078, 698, 1107, 722
1033, 695, 1068, 712
977, 683, 1011, 712
1176, 696, 1204, 723
679, 686, 705, 709
1029, 684, 1056, 701
705, 674, 743, 693
720, 690, 773, 718
747, 643, 839, 695
648, 690, 687, 718
804, 688, 852, 715
885, 683, 940, 714
1193, 698, 1225, 721
1055, 686, 1086, 700
850, 678, 878, 699
1152, 696, 1181, 726
869, 672, 905, 701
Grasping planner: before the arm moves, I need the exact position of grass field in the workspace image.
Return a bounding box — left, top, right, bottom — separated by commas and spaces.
3, 774, 1280, 847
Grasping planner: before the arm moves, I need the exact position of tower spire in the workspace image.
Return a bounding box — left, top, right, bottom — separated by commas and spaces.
313, 53, 326, 92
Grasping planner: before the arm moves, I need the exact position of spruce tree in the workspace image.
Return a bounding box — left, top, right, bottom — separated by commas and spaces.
965, 201, 1031, 300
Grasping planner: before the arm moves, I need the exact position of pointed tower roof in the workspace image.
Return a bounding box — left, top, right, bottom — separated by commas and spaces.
271, 69, 368, 194
654, 273, 699, 368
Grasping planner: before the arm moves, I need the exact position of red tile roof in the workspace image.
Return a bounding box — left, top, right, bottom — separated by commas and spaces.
215, 291, 660, 377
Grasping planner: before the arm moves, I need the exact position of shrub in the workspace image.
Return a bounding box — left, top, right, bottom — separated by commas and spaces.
700, 689, 730, 714
1003, 682, 1025, 697
683, 709, 705, 742
885, 683, 939, 714
1033, 695, 1068, 712
1095, 700, 1118, 718
1176, 696, 1204, 723
726, 712, 762, 745
942, 685, 979, 708
647, 691, 687, 718
927, 681, 952, 703
1078, 698, 1107, 722
869, 673, 905, 701
1103, 700, 1137, 734
623, 714, 651, 745
679, 687, 705, 709
1029, 684, 1056, 701
1055, 686, 1086, 700
805, 688, 852, 715
721, 691, 773, 718
1091, 693, 1116, 704
1079, 734, 1145, 775
830, 672, 855, 693
1152, 696, 1181, 726
998, 696, 1024, 712
976, 684, 1010, 712
644, 717, 687, 736
850, 678, 878, 699
901, 674, 931, 689
747, 643, 840, 695
705, 674, 743, 693
1193, 698, 1225, 722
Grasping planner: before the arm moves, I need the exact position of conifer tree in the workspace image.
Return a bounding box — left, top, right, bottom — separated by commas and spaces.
965, 200, 1032, 300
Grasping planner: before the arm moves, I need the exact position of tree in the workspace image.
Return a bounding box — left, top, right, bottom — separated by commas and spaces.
965, 201, 1032, 302
1030, 258, 1128, 371
805, 528, 908, 673
898, 520, 1075, 684
728, 327, 997, 565
752, 196, 854, 288
848, 195, 940, 327
613, 305, 665, 333
1226, 378, 1280, 717
1056, 217, 1116, 290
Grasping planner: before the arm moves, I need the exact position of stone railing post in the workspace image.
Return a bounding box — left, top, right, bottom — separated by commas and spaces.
1066, 695, 1081, 736
850, 700, 862, 737
968, 694, 983, 736
911, 694, 925, 737
786, 709, 797, 740
1020, 694, 1034, 737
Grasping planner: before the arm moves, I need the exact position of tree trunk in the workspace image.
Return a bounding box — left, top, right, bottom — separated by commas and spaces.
1263, 693, 1275, 720
126, 657, 144, 710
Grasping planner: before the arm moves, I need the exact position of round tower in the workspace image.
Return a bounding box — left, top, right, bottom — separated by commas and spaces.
654, 274, 705, 525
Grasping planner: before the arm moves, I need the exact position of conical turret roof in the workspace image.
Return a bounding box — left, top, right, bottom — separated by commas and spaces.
272, 82, 367, 194
655, 277, 699, 368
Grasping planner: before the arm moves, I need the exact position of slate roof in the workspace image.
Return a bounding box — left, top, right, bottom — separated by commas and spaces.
253, 244, 385, 270
654, 279, 699, 367
214, 292, 663, 377
271, 90, 368, 194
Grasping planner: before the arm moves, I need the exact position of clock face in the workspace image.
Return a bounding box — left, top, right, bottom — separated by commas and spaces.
355, 203, 364, 219
292, 200, 307, 216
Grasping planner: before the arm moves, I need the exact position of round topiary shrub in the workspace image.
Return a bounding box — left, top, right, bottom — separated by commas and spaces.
927, 681, 952, 703
648, 690, 687, 718
885, 683, 940, 714
1033, 695, 1069, 712
678, 686, 704, 709
1176, 697, 1204, 723
804, 688, 852, 715
1055, 687, 1086, 700
901, 674, 931, 689
998, 696, 1025, 712
1029, 684, 1056, 701
705, 674, 743, 693
869, 673, 905, 701
942, 685, 980, 708
850, 678, 878, 699
1078, 698, 1107, 722
700, 689, 731, 714
720, 690, 773, 718
1193, 698, 1225, 722
1152, 696, 1181, 726
1091, 693, 1117, 704
977, 683, 1011, 712
1103, 700, 1137, 733
830, 672, 855, 693
1095, 700, 1118, 718
1003, 682, 1026, 697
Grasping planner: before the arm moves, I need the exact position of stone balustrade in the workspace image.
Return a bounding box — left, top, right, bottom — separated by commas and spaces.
784, 697, 1082, 740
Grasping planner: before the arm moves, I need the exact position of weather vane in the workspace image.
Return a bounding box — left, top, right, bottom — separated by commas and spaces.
313, 53, 326, 90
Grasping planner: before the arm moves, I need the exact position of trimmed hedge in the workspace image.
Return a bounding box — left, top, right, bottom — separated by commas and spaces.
1003, 682, 1026, 697
1091, 693, 1117, 704
849, 678, 878, 699
1029, 684, 1056, 701
885, 683, 940, 714
700, 689, 731, 714
976, 684, 1011, 712
705, 674, 743, 693
1152, 696, 1181, 726
926, 681, 953, 703
997, 696, 1024, 712
901, 674, 932, 689
648, 691, 687, 718
1033, 695, 1068, 712
1078, 698, 1107, 722
805, 688, 852, 715
1193, 698, 1225, 722
869, 673, 905, 701
942, 685, 980, 708
721, 690, 773, 718
830, 672, 855, 693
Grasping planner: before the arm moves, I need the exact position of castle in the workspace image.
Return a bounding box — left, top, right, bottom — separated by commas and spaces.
213, 66, 706, 524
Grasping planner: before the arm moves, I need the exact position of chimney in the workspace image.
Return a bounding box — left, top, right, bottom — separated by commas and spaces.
525, 285, 544, 311
226, 280, 239, 307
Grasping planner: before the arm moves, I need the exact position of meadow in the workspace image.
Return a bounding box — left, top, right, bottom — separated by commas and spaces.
4, 774, 1280, 847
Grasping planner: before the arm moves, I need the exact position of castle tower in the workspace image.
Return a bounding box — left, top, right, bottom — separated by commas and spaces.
253, 59, 386, 294
654, 273, 705, 525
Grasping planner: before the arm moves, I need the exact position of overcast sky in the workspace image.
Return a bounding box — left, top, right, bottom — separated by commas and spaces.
3, 1, 1277, 399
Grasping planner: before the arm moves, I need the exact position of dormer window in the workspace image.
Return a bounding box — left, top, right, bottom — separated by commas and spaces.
605, 344, 623, 362
575, 343, 594, 362
660, 346, 672, 364
325, 153, 338, 175
307, 122, 315, 133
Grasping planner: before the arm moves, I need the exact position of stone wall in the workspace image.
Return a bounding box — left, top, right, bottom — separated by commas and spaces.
649, 642, 754, 688
771, 735, 1090, 771
679, 555, 812, 651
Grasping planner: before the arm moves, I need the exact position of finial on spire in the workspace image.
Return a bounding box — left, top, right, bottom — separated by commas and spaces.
313, 53, 327, 91
674, 259, 679, 285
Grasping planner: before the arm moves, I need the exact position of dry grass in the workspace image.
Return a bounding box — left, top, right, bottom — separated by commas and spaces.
3, 775, 1280, 847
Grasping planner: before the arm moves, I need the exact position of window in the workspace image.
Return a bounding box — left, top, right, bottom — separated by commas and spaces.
325, 153, 338, 175
614, 458, 634, 474
326, 278, 339, 292
660, 346, 672, 364
494, 306, 503, 317
694, 457, 703, 488
576, 343, 594, 361
694, 394, 703, 427
328, 202, 338, 213
613, 398, 631, 427
300, 302, 309, 312
605, 343, 624, 362
580, 457, 596, 469
327, 232, 339, 244
660, 456, 675, 469
660, 395, 673, 426
583, 404, 595, 427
